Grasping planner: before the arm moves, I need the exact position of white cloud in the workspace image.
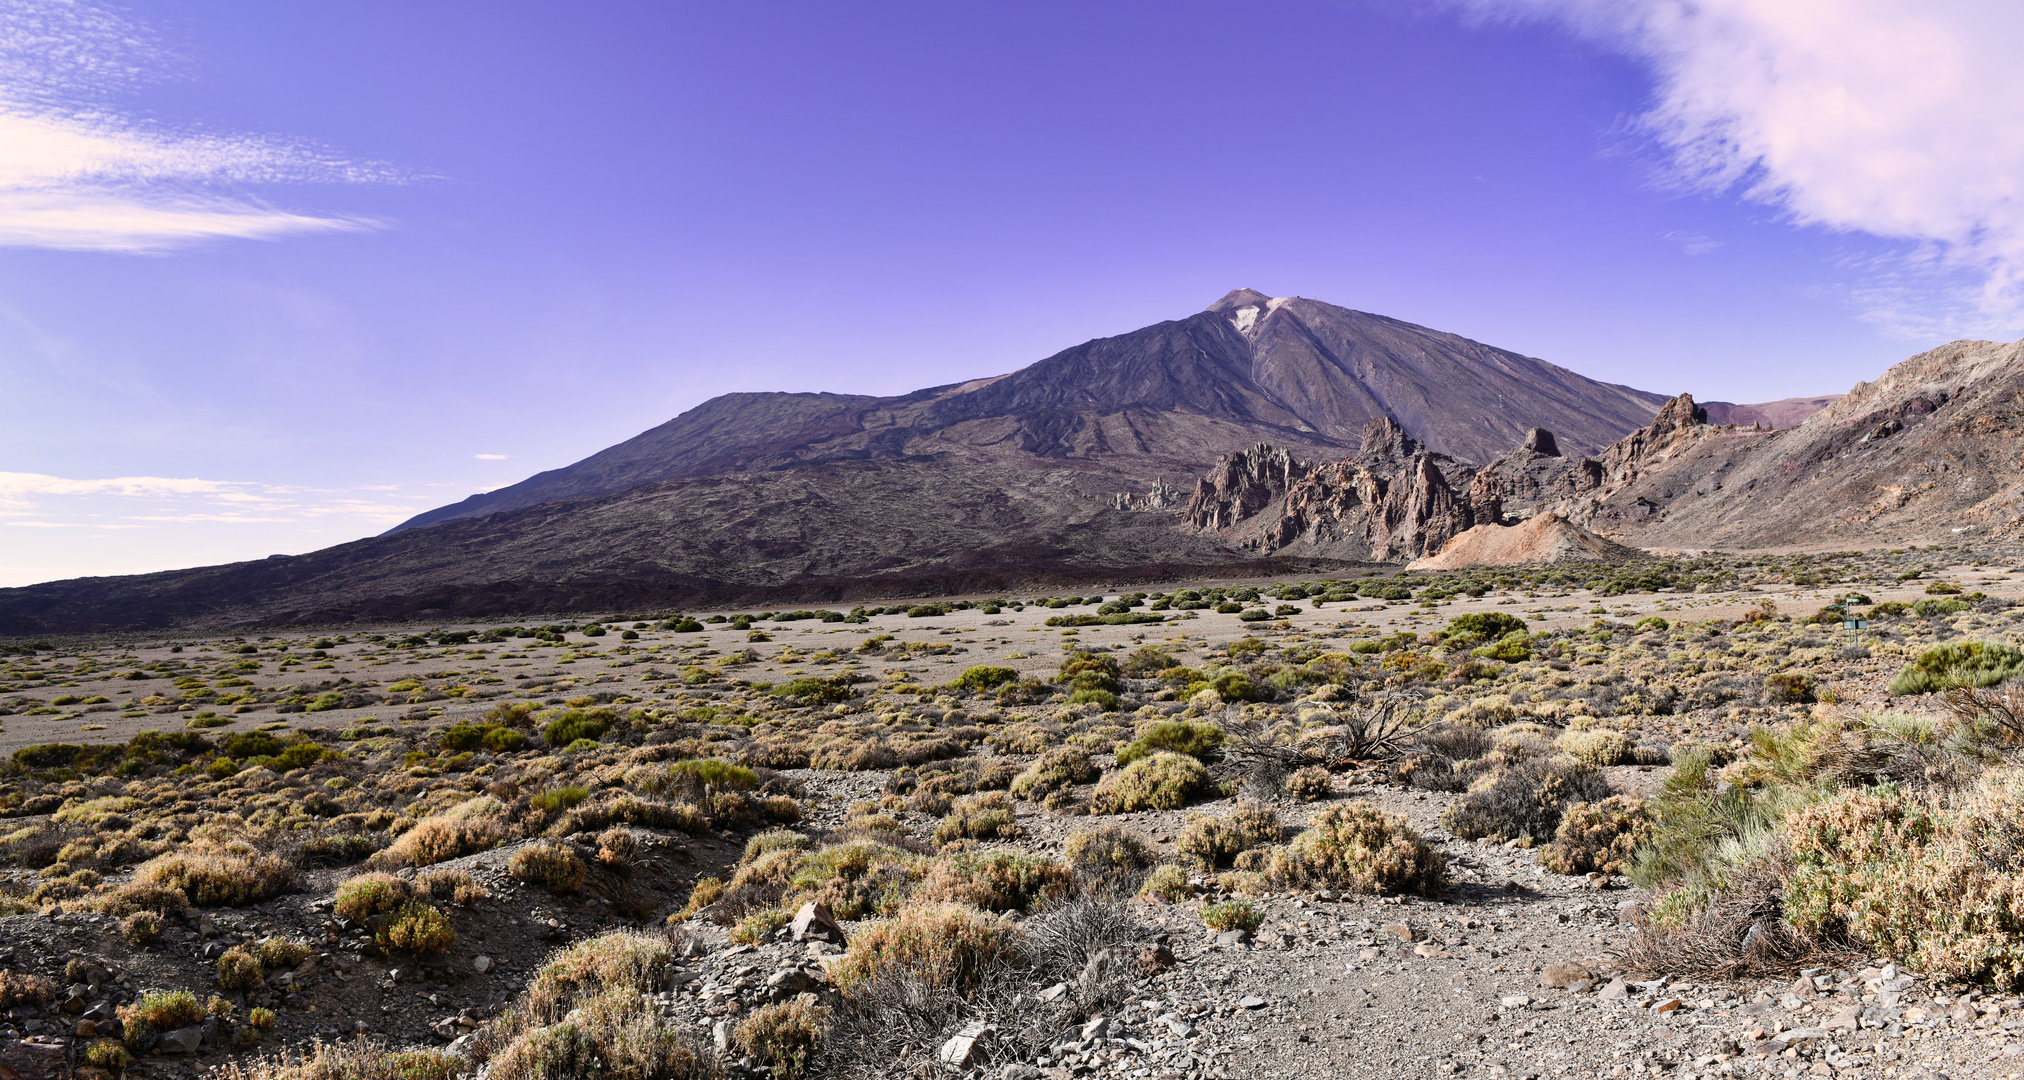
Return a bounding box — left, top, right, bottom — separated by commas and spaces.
1662, 230, 1721, 255
474, 453, 509, 460
0, 470, 420, 525
1451, 0, 2024, 334
0, 0, 397, 252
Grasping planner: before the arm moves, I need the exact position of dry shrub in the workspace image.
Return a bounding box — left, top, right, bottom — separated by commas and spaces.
332, 872, 413, 922
96, 880, 189, 918
1781, 768, 2024, 987
918, 850, 1073, 913
121, 910, 163, 946
1088, 752, 1209, 814
1064, 824, 1156, 893
1440, 758, 1612, 843
1274, 803, 1445, 896
418, 868, 487, 905
523, 931, 672, 1023
217, 1039, 461, 1080
510, 842, 587, 893
382, 797, 514, 867
830, 902, 1020, 996
1176, 803, 1280, 870
1623, 857, 1828, 979
811, 739, 897, 772
486, 988, 716, 1080
734, 999, 828, 1080
1555, 728, 1634, 766
595, 827, 636, 868
987, 722, 1059, 755
128, 848, 293, 907
1537, 797, 1651, 875
933, 793, 1019, 844
0, 970, 61, 1008
550, 793, 707, 838
1284, 766, 1333, 802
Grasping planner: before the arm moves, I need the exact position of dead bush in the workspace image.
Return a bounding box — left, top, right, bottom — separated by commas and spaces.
1440, 758, 1612, 843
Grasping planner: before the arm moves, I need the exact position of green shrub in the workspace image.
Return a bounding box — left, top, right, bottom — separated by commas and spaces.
1115, 719, 1224, 766
1471, 633, 1532, 662
217, 947, 264, 989
1446, 612, 1526, 643
377, 901, 455, 953
1274, 803, 1445, 896
1201, 899, 1262, 933
1913, 597, 1970, 617
1888, 639, 2024, 695
1009, 748, 1098, 803
1138, 863, 1193, 903
333, 872, 414, 922
1765, 671, 1816, 704
1088, 751, 1210, 814
669, 757, 758, 792
541, 710, 609, 746
118, 990, 204, 1047
950, 666, 1019, 693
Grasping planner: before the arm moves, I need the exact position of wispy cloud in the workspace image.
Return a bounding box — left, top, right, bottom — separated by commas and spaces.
1449, 0, 2024, 336
1662, 230, 1721, 255
474, 453, 510, 460
0, 0, 399, 252
0, 470, 425, 526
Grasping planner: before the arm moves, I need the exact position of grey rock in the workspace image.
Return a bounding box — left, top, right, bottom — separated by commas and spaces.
939, 1021, 995, 1066
1500, 995, 1532, 1009
158, 1024, 205, 1054
790, 902, 847, 945
1239, 996, 1268, 1010
472, 955, 493, 974
1166, 1017, 1198, 1038
765, 968, 814, 997
1080, 1016, 1112, 1040
1215, 930, 1253, 947
1597, 978, 1630, 1002
0, 1039, 67, 1080
1001, 1066, 1043, 1080
712, 1020, 733, 1055
1036, 982, 1069, 1003
1775, 1027, 1829, 1046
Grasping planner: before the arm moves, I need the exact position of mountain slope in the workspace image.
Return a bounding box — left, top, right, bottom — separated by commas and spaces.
393, 289, 1668, 532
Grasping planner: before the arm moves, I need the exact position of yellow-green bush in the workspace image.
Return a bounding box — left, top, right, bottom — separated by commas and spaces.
1889, 639, 2024, 696
1115, 720, 1224, 766
1064, 824, 1156, 879
1274, 803, 1445, 896
128, 849, 292, 907
383, 796, 514, 867
1284, 766, 1333, 802
333, 872, 413, 922
1555, 728, 1634, 767
1009, 748, 1098, 803
118, 990, 204, 1048
1201, 899, 1262, 933
377, 902, 455, 954
1138, 863, 1192, 903
933, 792, 1019, 843
1088, 751, 1210, 814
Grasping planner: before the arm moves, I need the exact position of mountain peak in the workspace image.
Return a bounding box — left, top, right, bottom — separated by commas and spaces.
1206, 287, 1273, 313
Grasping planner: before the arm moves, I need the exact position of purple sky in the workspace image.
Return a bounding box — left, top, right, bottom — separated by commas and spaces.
3, 0, 2020, 585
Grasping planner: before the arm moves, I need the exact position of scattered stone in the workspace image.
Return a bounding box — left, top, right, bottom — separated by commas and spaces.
1790, 974, 1816, 999
1382, 923, 1416, 942
1036, 983, 1069, 1003
1598, 979, 1630, 1003
1239, 996, 1269, 1010
1216, 930, 1253, 948
158, 1025, 205, 1054
1541, 962, 1594, 989
1652, 997, 1683, 1014
939, 1021, 995, 1066
1500, 995, 1532, 1009
1138, 944, 1176, 976
0, 1039, 67, 1080
473, 955, 493, 974
790, 902, 847, 945
1081, 1016, 1113, 1040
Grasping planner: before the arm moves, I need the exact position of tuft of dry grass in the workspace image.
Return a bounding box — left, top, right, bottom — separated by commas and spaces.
509, 842, 587, 893
830, 902, 1020, 997
126, 848, 293, 907
734, 999, 829, 1079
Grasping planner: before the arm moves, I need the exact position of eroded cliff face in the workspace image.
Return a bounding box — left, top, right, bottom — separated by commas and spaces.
1183, 395, 1728, 561
1184, 417, 1488, 561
